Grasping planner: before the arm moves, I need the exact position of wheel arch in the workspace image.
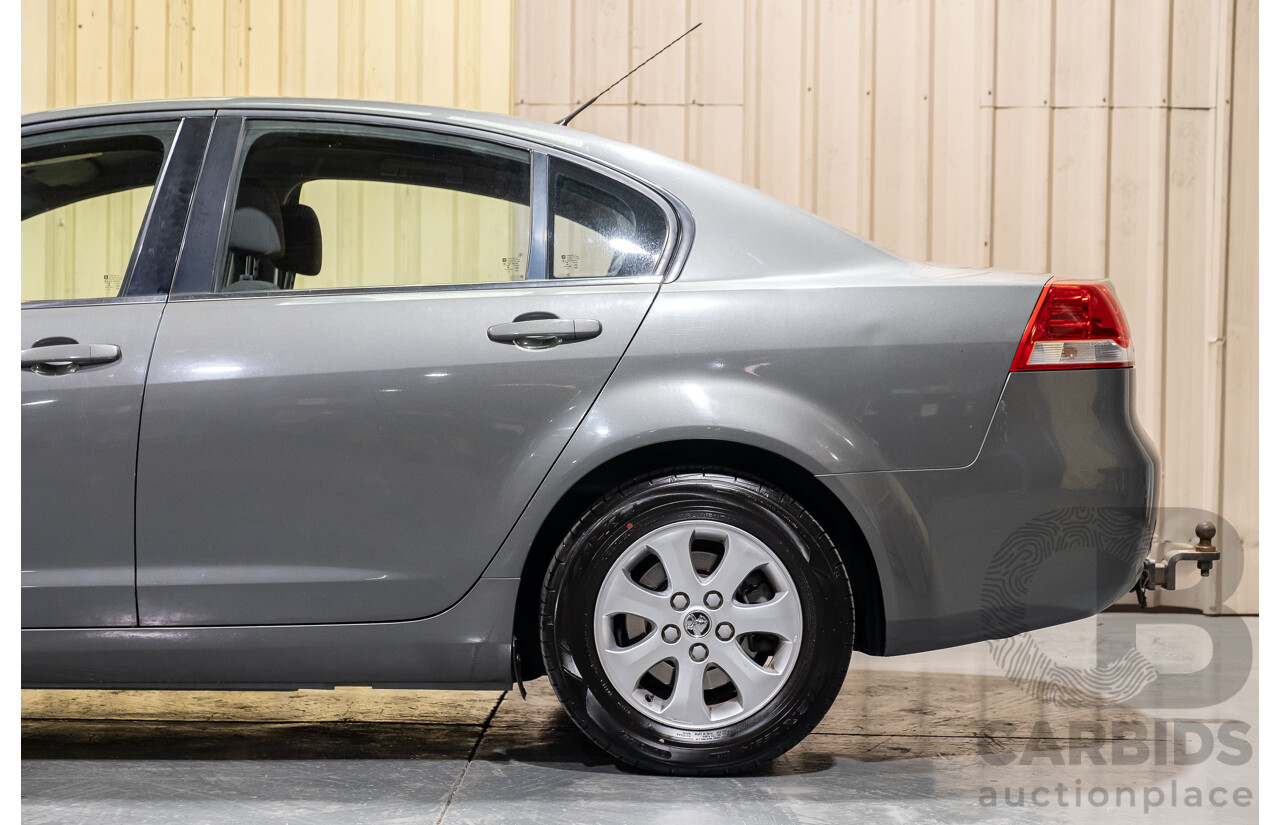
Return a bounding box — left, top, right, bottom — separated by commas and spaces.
512, 439, 886, 681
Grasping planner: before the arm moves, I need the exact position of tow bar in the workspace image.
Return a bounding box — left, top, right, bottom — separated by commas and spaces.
1133, 522, 1220, 607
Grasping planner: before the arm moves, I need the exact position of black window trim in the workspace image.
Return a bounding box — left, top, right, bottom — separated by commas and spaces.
169, 115, 248, 296
167, 110, 690, 300
19, 108, 218, 137
20, 115, 214, 309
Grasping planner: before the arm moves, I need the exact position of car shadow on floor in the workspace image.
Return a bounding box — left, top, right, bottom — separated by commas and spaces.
22, 670, 1162, 774
21, 719, 484, 761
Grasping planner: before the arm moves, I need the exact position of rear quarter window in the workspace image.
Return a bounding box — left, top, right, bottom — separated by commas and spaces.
548, 158, 668, 279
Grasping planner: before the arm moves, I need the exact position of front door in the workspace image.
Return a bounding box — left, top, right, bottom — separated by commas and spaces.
21, 117, 209, 627
135, 117, 677, 626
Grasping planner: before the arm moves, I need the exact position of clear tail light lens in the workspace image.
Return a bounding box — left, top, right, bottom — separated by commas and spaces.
1010, 280, 1134, 371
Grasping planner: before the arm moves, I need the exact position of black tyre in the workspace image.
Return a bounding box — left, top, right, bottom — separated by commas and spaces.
539, 470, 854, 775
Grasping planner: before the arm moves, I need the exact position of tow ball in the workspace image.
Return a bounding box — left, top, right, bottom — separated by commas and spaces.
1133, 522, 1220, 606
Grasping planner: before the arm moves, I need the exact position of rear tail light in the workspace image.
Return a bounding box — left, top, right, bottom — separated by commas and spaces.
1010, 280, 1133, 371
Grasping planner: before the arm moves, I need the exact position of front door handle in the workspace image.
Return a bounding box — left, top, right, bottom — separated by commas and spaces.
487, 318, 602, 349
22, 343, 121, 375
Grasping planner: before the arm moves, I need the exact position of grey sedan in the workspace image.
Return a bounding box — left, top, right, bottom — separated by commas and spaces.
21, 99, 1157, 774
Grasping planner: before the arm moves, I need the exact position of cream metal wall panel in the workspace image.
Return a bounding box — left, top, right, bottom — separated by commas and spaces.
108, 0, 133, 101
633, 104, 687, 163
931, 0, 986, 267
279, 1, 303, 95
1161, 0, 1236, 612
633, 0, 688, 105
690, 104, 744, 184
76, 0, 111, 105
990, 107, 1050, 273
224, 0, 247, 94
870, 0, 930, 261
1049, 107, 1108, 279
813, 0, 871, 237
189, 0, 224, 96
994, 0, 1051, 108
134, 0, 168, 99
1220, 0, 1257, 615
975, 0, 996, 268
423, 1, 460, 104
362, 0, 396, 100
576, 103, 631, 143
1108, 107, 1169, 453
515, 0, 571, 104
22, 0, 55, 112
53, 1, 75, 106
1170, 0, 1222, 109
22, 0, 514, 114
1052, 0, 1110, 107
511, 0, 1256, 612
689, 0, 743, 105
756, 0, 805, 208
248, 0, 280, 95
1162, 108, 1218, 510
740, 0, 761, 188
573, 0, 630, 107
303, 0, 338, 96
796, 0, 819, 216
1111, 0, 1171, 107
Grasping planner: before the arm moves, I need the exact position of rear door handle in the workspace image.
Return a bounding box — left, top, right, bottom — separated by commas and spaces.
22, 344, 121, 374
487, 318, 602, 348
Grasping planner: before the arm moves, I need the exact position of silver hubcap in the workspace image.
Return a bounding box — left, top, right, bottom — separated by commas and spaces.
593, 520, 803, 729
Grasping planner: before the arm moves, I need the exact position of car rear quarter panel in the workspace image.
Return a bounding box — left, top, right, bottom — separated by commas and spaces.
482, 260, 1051, 586
598, 268, 1047, 474
561, 144, 1052, 475
483, 162, 1152, 658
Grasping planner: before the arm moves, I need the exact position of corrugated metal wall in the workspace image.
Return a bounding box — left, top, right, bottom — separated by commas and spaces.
515, 0, 1258, 614
20, 0, 1257, 612
20, 0, 514, 111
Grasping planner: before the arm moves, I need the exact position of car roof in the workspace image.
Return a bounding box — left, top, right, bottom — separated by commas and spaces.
23, 97, 649, 171
22, 96, 542, 130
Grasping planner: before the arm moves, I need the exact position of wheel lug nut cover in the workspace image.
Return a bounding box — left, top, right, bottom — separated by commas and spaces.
704, 591, 723, 609
716, 622, 734, 641
689, 643, 708, 662
661, 624, 680, 643
670, 592, 689, 610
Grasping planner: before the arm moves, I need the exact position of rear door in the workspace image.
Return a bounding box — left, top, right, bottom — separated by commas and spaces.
21, 115, 211, 627
135, 114, 680, 626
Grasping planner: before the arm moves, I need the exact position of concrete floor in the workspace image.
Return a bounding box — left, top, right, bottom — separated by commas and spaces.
22, 614, 1257, 824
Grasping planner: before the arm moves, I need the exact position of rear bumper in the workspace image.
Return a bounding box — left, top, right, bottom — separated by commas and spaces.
822, 368, 1158, 655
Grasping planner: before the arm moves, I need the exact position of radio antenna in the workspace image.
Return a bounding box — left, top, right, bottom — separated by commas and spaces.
557, 22, 702, 126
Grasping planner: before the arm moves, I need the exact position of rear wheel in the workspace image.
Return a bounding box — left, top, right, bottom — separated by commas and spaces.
539, 471, 854, 775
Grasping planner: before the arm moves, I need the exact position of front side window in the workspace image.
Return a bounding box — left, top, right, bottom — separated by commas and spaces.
219, 122, 532, 292
21, 124, 178, 302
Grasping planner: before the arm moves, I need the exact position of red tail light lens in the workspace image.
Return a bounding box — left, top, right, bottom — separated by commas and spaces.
1010, 280, 1133, 371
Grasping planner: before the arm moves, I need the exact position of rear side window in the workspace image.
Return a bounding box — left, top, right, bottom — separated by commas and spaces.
549, 158, 667, 279
21, 123, 178, 302
220, 121, 531, 292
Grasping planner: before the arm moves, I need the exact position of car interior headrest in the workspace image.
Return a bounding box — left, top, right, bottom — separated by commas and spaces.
278, 204, 322, 275
228, 207, 283, 258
